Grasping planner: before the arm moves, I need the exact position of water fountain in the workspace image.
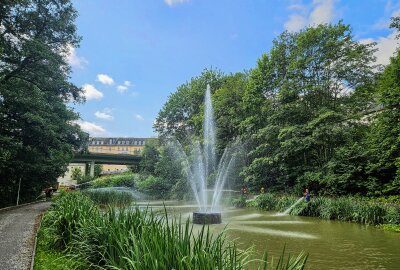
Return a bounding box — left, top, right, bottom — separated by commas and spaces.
169, 85, 240, 224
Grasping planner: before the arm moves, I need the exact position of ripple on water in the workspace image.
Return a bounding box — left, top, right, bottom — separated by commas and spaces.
230, 220, 311, 225
229, 213, 263, 220
228, 225, 318, 239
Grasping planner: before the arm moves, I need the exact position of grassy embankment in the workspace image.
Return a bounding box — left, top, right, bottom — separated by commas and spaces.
35, 192, 308, 270
233, 193, 400, 232
90, 172, 171, 199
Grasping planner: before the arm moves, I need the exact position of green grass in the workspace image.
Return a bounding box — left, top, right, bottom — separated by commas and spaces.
37, 192, 308, 270
82, 189, 134, 206
34, 235, 86, 270
248, 193, 400, 226
377, 224, 400, 233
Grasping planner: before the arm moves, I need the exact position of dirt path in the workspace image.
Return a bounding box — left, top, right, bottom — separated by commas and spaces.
0, 202, 51, 270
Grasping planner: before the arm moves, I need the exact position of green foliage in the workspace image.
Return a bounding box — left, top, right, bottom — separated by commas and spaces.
136, 175, 172, 198
377, 224, 400, 233
154, 69, 226, 141
241, 22, 376, 194
70, 167, 83, 182
91, 172, 139, 188
232, 195, 247, 208
35, 231, 87, 270
38, 192, 308, 270
41, 192, 99, 250
365, 47, 400, 195
139, 138, 160, 175
82, 190, 134, 206
94, 164, 103, 178
0, 0, 88, 207
252, 193, 400, 226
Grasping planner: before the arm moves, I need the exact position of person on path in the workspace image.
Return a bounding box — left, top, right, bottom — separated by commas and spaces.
304, 188, 310, 202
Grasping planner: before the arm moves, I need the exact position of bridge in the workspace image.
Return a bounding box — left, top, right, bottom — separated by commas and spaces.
71, 153, 142, 177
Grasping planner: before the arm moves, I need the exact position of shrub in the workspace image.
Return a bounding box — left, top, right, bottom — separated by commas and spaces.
136, 175, 172, 198
232, 195, 247, 208
91, 172, 139, 188
254, 193, 277, 210
83, 189, 134, 206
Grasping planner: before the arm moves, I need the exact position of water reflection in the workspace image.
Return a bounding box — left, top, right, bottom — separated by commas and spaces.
133, 200, 400, 270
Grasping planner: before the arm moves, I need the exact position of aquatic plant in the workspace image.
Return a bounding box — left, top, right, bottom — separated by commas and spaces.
251, 193, 400, 226
83, 189, 134, 206
41, 192, 99, 250
41, 192, 308, 270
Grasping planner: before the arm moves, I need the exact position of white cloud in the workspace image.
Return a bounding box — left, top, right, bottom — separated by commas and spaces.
360, 32, 398, 66
95, 109, 114, 120
134, 114, 144, 121
164, 0, 190, 6
74, 120, 106, 136
97, 74, 114, 85
309, 0, 335, 25
285, 14, 307, 32
117, 85, 128, 93
65, 44, 88, 69
116, 80, 134, 93
284, 0, 336, 32
82, 84, 103, 100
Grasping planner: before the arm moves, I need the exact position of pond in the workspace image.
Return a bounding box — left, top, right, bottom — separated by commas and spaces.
135, 200, 400, 270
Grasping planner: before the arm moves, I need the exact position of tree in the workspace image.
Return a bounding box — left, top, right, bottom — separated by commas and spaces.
365, 17, 400, 194
94, 164, 103, 178
139, 138, 160, 175
71, 167, 83, 183
0, 0, 87, 207
241, 22, 376, 193
213, 72, 248, 152
154, 69, 225, 141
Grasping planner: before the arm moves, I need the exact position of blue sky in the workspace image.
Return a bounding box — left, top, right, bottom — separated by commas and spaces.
68, 0, 399, 138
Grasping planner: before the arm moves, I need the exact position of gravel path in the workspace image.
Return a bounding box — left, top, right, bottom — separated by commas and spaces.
0, 202, 51, 270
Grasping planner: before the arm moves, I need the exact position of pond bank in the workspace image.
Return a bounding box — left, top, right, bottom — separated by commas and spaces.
234, 193, 400, 232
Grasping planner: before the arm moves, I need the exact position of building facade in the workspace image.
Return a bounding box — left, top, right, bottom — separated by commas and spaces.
57, 137, 149, 186
87, 137, 148, 173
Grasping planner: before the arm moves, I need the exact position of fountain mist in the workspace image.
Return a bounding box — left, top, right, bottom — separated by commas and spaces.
169, 85, 241, 220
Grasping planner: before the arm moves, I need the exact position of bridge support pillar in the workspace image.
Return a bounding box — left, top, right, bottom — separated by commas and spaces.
90, 160, 95, 177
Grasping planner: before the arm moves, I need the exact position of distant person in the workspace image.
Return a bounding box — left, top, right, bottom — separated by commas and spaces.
304, 188, 310, 202
45, 187, 53, 200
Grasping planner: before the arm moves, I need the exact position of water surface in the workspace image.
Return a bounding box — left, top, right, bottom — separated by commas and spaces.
135, 200, 400, 270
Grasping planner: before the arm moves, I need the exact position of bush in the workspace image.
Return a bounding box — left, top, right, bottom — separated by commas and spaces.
254, 193, 277, 210
83, 189, 134, 206
232, 195, 247, 208
136, 175, 172, 198
91, 172, 140, 188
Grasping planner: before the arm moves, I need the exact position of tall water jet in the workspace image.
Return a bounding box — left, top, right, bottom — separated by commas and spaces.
169, 85, 241, 224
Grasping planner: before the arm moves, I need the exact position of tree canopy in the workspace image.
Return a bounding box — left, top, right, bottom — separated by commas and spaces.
154, 20, 400, 197
0, 0, 87, 207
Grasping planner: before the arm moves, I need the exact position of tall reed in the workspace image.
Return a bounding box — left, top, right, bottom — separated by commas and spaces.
82, 189, 134, 206
251, 193, 400, 226
42, 192, 308, 270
